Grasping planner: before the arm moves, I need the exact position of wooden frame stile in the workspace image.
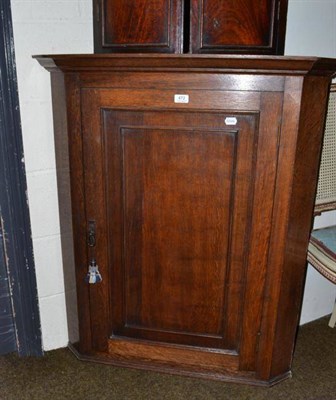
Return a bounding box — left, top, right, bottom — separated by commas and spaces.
81, 90, 111, 353
64, 74, 93, 354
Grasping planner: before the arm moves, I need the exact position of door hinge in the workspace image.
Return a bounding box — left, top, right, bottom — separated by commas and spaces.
87, 220, 96, 247
85, 221, 102, 284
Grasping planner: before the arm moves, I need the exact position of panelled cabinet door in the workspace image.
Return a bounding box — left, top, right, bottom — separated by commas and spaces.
190, 0, 288, 54
36, 53, 336, 384
93, 0, 183, 53
79, 86, 283, 376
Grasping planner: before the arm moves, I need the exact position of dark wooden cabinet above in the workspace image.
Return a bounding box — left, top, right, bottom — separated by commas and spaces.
94, 0, 184, 53
93, 0, 288, 54
191, 0, 288, 54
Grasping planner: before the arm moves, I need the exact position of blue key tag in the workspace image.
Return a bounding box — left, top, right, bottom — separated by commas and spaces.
86, 259, 102, 284
95, 266, 102, 283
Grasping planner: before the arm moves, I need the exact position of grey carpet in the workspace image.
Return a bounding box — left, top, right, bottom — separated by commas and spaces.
0, 317, 335, 400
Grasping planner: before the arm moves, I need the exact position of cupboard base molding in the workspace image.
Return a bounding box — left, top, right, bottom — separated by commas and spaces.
68, 343, 292, 387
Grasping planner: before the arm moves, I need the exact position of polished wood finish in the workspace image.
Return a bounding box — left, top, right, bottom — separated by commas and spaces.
85, 107, 258, 353
93, 0, 288, 54
36, 54, 336, 386
35, 54, 336, 75
191, 0, 288, 54
93, 0, 183, 53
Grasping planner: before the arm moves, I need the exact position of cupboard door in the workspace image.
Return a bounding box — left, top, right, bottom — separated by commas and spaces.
93, 0, 183, 53
190, 0, 288, 54
105, 111, 256, 352
80, 84, 275, 372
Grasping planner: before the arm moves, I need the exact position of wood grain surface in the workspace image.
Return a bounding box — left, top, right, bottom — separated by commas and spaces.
43, 54, 336, 385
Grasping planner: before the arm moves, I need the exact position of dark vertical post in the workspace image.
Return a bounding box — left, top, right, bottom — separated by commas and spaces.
183, 0, 191, 53
0, 0, 42, 356
0, 223, 17, 355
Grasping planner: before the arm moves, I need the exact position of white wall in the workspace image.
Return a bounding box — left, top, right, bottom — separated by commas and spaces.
11, 0, 93, 350
11, 0, 336, 350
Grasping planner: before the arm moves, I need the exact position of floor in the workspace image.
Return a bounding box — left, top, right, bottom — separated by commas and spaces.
1, 317, 335, 400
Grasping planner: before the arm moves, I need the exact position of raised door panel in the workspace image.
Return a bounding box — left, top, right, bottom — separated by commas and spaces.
94, 0, 183, 53
104, 110, 258, 355
103, 110, 257, 352
190, 0, 287, 54
118, 126, 235, 343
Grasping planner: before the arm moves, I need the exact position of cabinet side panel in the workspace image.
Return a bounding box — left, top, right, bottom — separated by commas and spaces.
256, 76, 303, 380
50, 72, 79, 345
263, 76, 330, 379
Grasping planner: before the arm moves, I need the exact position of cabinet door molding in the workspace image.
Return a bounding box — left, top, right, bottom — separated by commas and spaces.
93, 0, 288, 54
94, 0, 183, 53
190, 0, 288, 54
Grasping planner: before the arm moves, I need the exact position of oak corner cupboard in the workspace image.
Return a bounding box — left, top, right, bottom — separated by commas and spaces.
35, 54, 336, 386
93, 0, 289, 55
